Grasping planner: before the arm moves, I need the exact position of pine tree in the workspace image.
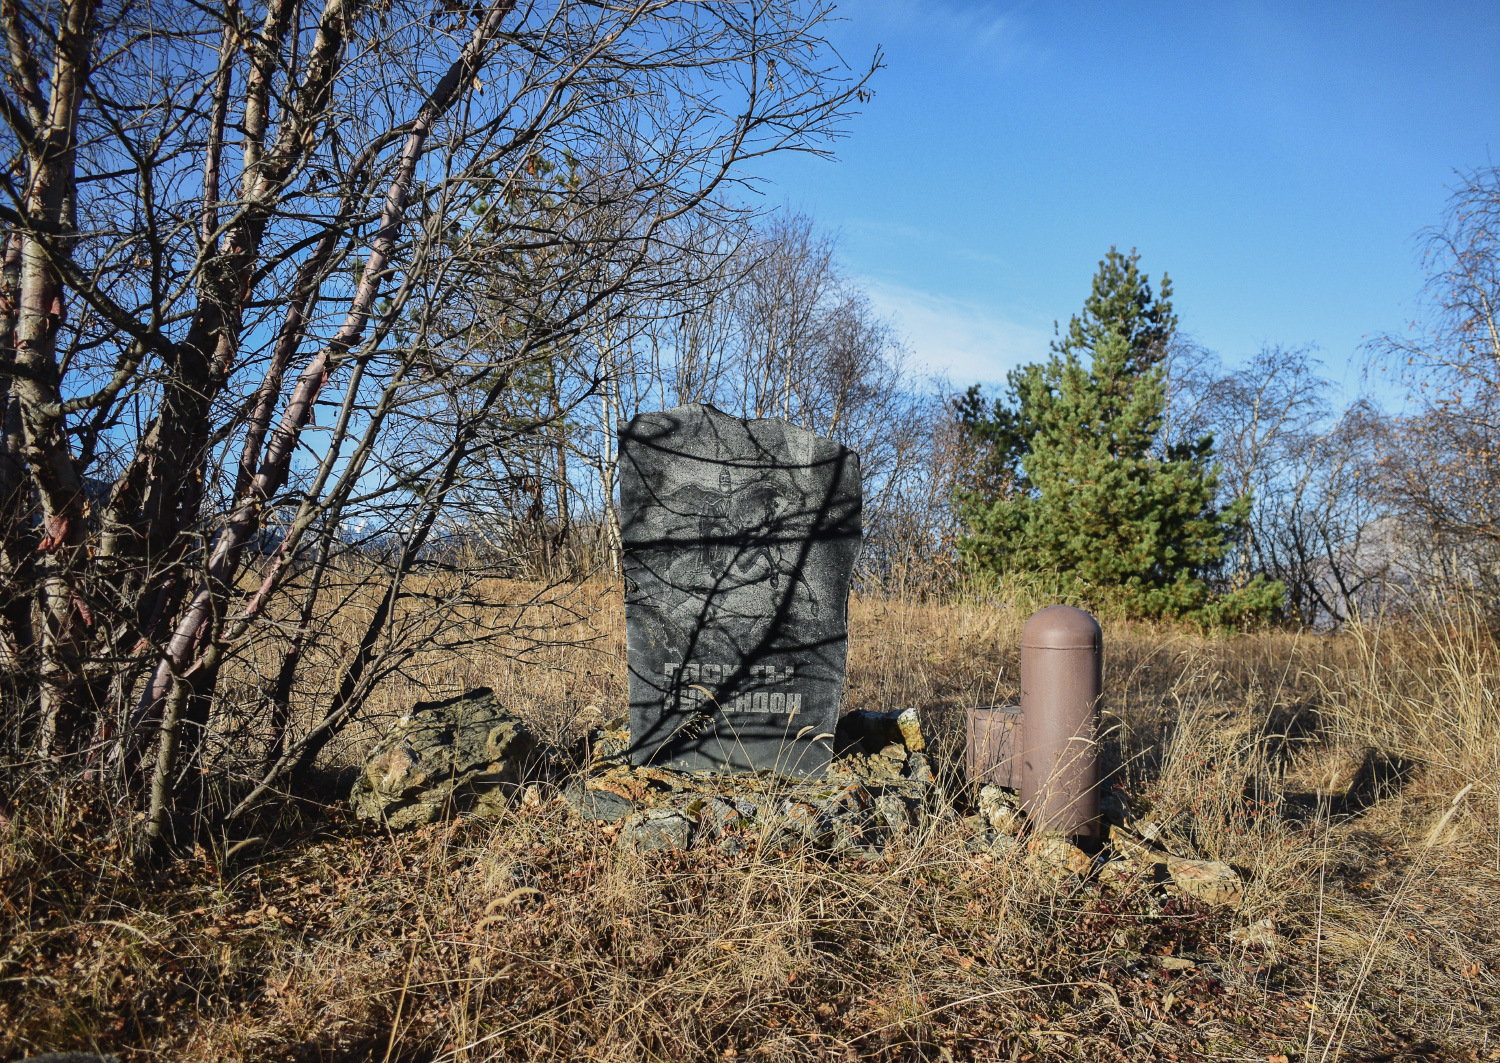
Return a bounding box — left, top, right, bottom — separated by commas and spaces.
957, 247, 1282, 622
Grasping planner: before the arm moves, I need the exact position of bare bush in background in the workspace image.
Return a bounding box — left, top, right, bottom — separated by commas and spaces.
553, 209, 954, 590
1168, 343, 1390, 626
1369, 165, 1500, 613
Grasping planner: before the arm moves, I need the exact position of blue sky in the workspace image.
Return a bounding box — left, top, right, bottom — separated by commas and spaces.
756, 0, 1500, 407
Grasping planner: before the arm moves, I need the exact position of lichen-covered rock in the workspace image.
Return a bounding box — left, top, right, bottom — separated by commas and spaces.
621, 808, 693, 852
697, 796, 744, 838
1096, 853, 1154, 886
978, 784, 1024, 836
349, 689, 539, 830
1101, 826, 1248, 905
819, 781, 875, 819
827, 749, 907, 787
589, 723, 630, 762
1165, 855, 1244, 908
780, 798, 828, 845
904, 750, 935, 789
1027, 832, 1093, 877
1229, 917, 1280, 951
874, 793, 916, 834
563, 779, 637, 823
815, 782, 883, 854
563, 707, 936, 856
896, 707, 926, 753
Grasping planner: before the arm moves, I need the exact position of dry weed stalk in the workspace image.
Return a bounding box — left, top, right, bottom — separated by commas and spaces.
3, 591, 1499, 1060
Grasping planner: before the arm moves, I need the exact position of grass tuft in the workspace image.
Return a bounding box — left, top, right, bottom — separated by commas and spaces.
2, 590, 1498, 1061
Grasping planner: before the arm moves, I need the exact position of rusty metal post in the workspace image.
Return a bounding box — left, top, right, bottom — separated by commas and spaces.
1019, 605, 1102, 840
966, 706, 1023, 789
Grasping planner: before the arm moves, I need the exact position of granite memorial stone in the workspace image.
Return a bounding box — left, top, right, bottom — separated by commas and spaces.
618, 403, 861, 776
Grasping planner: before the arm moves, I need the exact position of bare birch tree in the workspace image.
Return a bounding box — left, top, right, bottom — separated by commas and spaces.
0, 0, 873, 845
562, 209, 935, 583
1375, 166, 1500, 546
1169, 344, 1388, 626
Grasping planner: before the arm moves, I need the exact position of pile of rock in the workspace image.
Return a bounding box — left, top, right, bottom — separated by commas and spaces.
349, 689, 541, 831
564, 707, 939, 856
349, 692, 1246, 906
960, 783, 1245, 907
349, 694, 943, 858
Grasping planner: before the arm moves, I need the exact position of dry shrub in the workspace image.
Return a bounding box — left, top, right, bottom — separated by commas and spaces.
3, 589, 1500, 1061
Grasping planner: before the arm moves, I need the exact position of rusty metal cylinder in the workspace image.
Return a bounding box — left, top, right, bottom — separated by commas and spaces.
1019, 605, 1102, 840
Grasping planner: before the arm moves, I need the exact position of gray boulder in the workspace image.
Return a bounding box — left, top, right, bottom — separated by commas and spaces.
620, 808, 693, 852
562, 778, 637, 823
350, 689, 540, 830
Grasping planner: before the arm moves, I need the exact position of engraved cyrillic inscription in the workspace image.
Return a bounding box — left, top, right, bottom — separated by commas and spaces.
661, 663, 803, 714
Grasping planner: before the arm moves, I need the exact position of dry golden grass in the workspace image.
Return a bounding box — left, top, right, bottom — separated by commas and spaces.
3, 589, 1499, 1061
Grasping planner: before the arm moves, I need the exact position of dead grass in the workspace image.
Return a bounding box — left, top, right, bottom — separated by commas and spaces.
2, 590, 1499, 1061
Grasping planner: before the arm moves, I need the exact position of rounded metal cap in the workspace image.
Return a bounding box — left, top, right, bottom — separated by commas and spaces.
1021, 604, 1102, 650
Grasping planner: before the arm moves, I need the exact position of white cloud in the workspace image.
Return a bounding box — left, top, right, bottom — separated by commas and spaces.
861, 278, 1052, 387
838, 0, 1035, 66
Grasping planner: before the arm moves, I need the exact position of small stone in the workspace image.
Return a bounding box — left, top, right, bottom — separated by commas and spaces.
1229, 917, 1280, 950
563, 780, 637, 823
780, 799, 830, 846
874, 793, 915, 833
815, 783, 880, 851
699, 797, 743, 838
978, 784, 1024, 835
1158, 956, 1197, 971
819, 782, 875, 819
1027, 833, 1093, 877
1108, 831, 1168, 864
977, 831, 1020, 855
878, 742, 908, 763
832, 750, 905, 784
589, 728, 630, 764
621, 808, 693, 852
896, 707, 926, 752
821, 815, 871, 855
1097, 855, 1151, 886
762, 826, 801, 856
904, 751, 934, 790
1166, 855, 1244, 908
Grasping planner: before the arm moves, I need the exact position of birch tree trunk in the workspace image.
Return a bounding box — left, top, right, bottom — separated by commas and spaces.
0, 0, 874, 843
